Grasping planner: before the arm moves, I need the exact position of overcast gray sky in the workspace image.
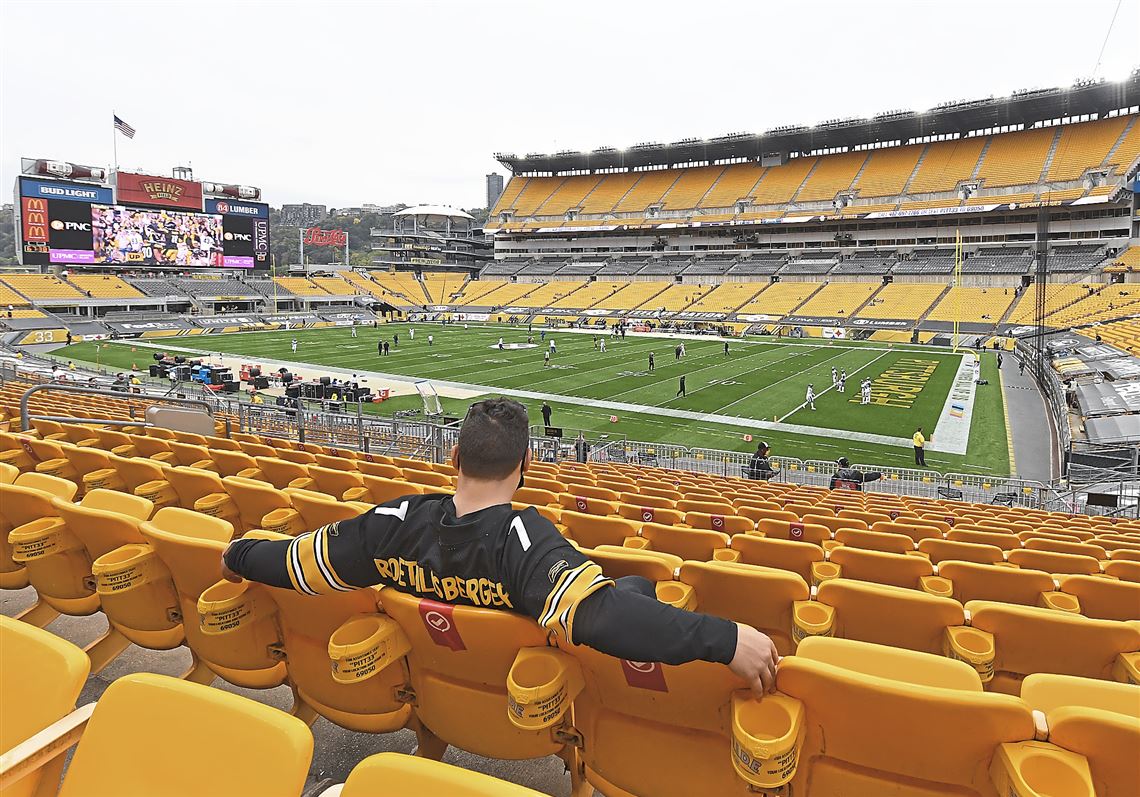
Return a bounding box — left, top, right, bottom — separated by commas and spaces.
1, 0, 1136, 210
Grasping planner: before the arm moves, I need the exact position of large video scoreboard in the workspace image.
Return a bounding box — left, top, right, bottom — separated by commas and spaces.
14, 165, 270, 269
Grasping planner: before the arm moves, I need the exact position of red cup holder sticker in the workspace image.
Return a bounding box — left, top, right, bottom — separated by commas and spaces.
621, 659, 668, 692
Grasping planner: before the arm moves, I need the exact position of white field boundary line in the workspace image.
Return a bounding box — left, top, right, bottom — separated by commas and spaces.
125, 339, 913, 449
776, 349, 895, 423
173, 321, 973, 358
928, 354, 975, 456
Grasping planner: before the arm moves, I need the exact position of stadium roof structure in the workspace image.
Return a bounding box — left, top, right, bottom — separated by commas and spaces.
394, 205, 474, 220
496, 71, 1140, 175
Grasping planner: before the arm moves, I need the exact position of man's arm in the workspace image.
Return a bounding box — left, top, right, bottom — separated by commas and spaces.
222, 504, 398, 593
503, 509, 778, 692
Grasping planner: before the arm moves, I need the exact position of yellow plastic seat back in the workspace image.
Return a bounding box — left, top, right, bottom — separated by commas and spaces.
253, 456, 312, 489
1021, 674, 1140, 797
834, 528, 914, 554
221, 476, 292, 532
778, 637, 1037, 794
307, 465, 364, 498
209, 448, 258, 478
683, 511, 753, 535
560, 511, 640, 549
828, 546, 933, 590
815, 579, 965, 655
640, 523, 731, 562
1008, 548, 1101, 576
917, 537, 1005, 565
243, 530, 413, 734
0, 478, 76, 590
289, 490, 369, 532
967, 600, 1140, 694
566, 612, 752, 795
358, 474, 423, 504
139, 507, 285, 689
109, 454, 166, 493
163, 466, 225, 508
355, 460, 404, 479
680, 561, 808, 655
57, 673, 312, 797
378, 588, 562, 760
730, 535, 824, 584
940, 560, 1054, 606
1058, 574, 1140, 622
0, 615, 90, 797
340, 753, 545, 796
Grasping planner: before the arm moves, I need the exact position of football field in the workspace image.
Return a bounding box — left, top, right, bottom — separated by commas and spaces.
61, 322, 1011, 474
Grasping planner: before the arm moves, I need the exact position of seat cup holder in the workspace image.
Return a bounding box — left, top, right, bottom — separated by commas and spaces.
730, 691, 805, 789
792, 600, 835, 644
506, 648, 584, 731
327, 613, 410, 684
990, 741, 1094, 797
92, 543, 179, 631
943, 626, 995, 683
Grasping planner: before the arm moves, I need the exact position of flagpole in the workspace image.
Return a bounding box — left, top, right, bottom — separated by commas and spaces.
112, 110, 118, 174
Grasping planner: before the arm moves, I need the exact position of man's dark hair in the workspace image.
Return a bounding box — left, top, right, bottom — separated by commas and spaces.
457, 398, 530, 479
837, 457, 850, 469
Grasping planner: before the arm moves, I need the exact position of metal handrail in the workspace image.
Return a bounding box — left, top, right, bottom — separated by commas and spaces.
20, 384, 215, 432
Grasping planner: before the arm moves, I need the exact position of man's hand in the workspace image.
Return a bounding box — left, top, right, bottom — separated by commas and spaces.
220, 543, 243, 583
729, 624, 780, 698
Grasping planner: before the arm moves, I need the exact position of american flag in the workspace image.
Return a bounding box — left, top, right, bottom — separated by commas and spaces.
113, 115, 136, 139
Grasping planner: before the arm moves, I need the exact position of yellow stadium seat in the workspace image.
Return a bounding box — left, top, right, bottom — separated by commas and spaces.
230, 529, 414, 733
948, 527, 1022, 551
917, 537, 1005, 565
870, 519, 944, 543
773, 637, 1086, 796
1020, 674, 1140, 797
967, 600, 1140, 694
286, 490, 372, 533
253, 456, 313, 489
0, 615, 90, 797
940, 560, 1056, 607
1007, 548, 1101, 576
559, 510, 640, 549
582, 545, 682, 585
220, 475, 295, 532
558, 493, 618, 517
810, 579, 973, 660
730, 534, 825, 584
637, 523, 734, 563
160, 465, 226, 511
140, 507, 286, 689
8, 673, 313, 797
833, 528, 915, 555
828, 546, 944, 593
1023, 537, 1108, 560
1104, 559, 1140, 582
346, 473, 423, 505
0, 472, 78, 607
307, 464, 365, 499
565, 563, 797, 796
755, 518, 831, 546
378, 589, 583, 775
1057, 574, 1140, 622
337, 753, 546, 796
682, 510, 753, 535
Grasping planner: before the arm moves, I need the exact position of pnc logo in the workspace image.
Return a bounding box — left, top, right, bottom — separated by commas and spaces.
50, 220, 90, 231
223, 232, 252, 241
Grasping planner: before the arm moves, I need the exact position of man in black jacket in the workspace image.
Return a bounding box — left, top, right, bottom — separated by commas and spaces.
829, 457, 882, 491
222, 398, 779, 695
746, 441, 776, 481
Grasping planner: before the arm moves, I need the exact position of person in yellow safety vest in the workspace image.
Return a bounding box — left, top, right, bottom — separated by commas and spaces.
250, 390, 264, 405
912, 426, 927, 467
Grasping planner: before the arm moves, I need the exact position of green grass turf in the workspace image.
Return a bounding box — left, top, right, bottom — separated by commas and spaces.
57, 323, 1010, 475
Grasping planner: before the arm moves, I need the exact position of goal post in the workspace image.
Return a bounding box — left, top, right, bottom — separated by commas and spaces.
415, 381, 444, 417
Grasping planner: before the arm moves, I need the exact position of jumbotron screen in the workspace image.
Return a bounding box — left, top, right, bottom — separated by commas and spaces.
15, 175, 269, 269
93, 205, 223, 267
